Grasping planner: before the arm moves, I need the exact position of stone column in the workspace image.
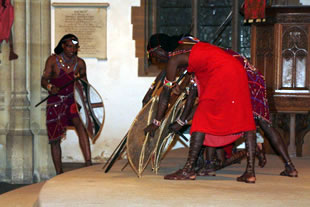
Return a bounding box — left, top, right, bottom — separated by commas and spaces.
30, 0, 55, 182
0, 38, 12, 182
6, 0, 33, 184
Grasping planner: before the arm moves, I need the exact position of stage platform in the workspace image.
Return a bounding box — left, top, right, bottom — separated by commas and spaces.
33, 148, 310, 207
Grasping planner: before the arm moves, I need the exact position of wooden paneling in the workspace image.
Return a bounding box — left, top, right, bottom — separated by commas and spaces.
132, 0, 147, 76
251, 7, 310, 112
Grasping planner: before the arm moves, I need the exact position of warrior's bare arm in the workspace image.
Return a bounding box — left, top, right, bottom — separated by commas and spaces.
169, 82, 198, 133
41, 56, 59, 94
156, 55, 189, 120
76, 58, 88, 81
142, 70, 166, 106
144, 54, 189, 136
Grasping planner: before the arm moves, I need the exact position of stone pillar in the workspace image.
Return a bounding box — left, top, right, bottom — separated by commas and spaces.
0, 38, 12, 182
30, 0, 55, 182
6, 0, 33, 184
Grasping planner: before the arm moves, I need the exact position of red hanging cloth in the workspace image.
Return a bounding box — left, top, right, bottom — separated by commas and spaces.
0, 0, 14, 43
244, 0, 266, 23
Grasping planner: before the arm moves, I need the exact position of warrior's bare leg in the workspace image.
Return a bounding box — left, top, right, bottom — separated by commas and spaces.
256, 142, 267, 168
50, 140, 63, 175
257, 118, 298, 177
237, 130, 256, 183
72, 117, 92, 166
216, 147, 225, 163
9, 30, 18, 60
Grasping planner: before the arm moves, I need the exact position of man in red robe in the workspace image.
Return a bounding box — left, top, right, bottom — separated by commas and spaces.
145, 38, 257, 183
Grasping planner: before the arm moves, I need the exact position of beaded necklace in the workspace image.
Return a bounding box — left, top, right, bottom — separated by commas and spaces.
59, 53, 77, 70
56, 55, 78, 72
168, 49, 192, 57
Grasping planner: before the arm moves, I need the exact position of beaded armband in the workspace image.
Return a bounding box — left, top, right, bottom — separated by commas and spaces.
190, 76, 197, 87
176, 118, 187, 126
152, 119, 161, 127
163, 77, 176, 88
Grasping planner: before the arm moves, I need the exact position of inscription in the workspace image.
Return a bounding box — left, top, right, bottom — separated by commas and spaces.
54, 5, 108, 59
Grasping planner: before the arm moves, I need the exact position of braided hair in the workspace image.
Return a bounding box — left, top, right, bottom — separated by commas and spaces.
54, 34, 79, 55
147, 33, 183, 53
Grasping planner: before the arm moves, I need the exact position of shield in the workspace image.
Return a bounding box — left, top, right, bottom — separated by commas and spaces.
127, 96, 160, 177
152, 93, 187, 173
127, 73, 190, 177
74, 79, 105, 144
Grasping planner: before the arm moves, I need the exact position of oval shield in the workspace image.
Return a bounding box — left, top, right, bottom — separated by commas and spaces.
127, 73, 190, 177
74, 79, 105, 144
127, 96, 160, 177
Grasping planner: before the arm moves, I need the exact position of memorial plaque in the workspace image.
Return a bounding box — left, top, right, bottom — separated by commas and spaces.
53, 3, 109, 59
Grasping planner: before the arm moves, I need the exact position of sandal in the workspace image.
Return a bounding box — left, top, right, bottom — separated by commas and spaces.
164, 169, 196, 180
280, 162, 298, 177
256, 145, 267, 168
196, 160, 219, 176
236, 172, 256, 184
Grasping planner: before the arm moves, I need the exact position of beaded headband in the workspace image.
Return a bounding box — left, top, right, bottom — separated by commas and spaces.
147, 45, 161, 59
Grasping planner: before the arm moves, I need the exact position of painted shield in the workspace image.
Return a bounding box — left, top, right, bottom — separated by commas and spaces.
74, 79, 105, 144
152, 93, 187, 173
127, 74, 191, 177
127, 96, 160, 177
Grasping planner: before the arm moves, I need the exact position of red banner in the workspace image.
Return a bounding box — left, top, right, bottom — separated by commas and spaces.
244, 0, 266, 23
0, 0, 14, 43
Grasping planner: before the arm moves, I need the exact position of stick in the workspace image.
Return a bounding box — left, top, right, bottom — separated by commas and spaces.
103, 134, 127, 173
174, 130, 189, 142
121, 161, 129, 171
35, 77, 78, 107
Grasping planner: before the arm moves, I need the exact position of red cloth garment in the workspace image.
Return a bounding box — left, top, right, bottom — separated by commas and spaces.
46, 55, 79, 143
244, 0, 266, 23
0, 0, 14, 43
203, 133, 243, 148
223, 144, 234, 159
188, 42, 255, 147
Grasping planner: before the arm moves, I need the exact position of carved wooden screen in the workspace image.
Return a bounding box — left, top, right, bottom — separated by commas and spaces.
280, 25, 309, 90
251, 24, 274, 94
251, 7, 310, 112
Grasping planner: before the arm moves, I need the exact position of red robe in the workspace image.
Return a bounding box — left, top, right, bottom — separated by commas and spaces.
188, 42, 255, 147
0, 0, 14, 43
46, 55, 79, 143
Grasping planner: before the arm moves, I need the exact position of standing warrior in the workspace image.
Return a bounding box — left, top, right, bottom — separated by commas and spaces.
41, 34, 92, 175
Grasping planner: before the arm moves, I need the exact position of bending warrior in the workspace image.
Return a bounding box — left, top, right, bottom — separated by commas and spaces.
145, 37, 298, 183
145, 34, 263, 173
41, 34, 92, 175
169, 47, 298, 178
142, 33, 185, 106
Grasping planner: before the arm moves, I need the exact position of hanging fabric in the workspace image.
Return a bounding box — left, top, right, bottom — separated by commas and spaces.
244, 0, 266, 23
0, 0, 18, 61
0, 0, 14, 43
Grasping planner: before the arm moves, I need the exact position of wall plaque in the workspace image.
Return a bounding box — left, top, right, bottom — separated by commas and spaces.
52, 3, 109, 59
